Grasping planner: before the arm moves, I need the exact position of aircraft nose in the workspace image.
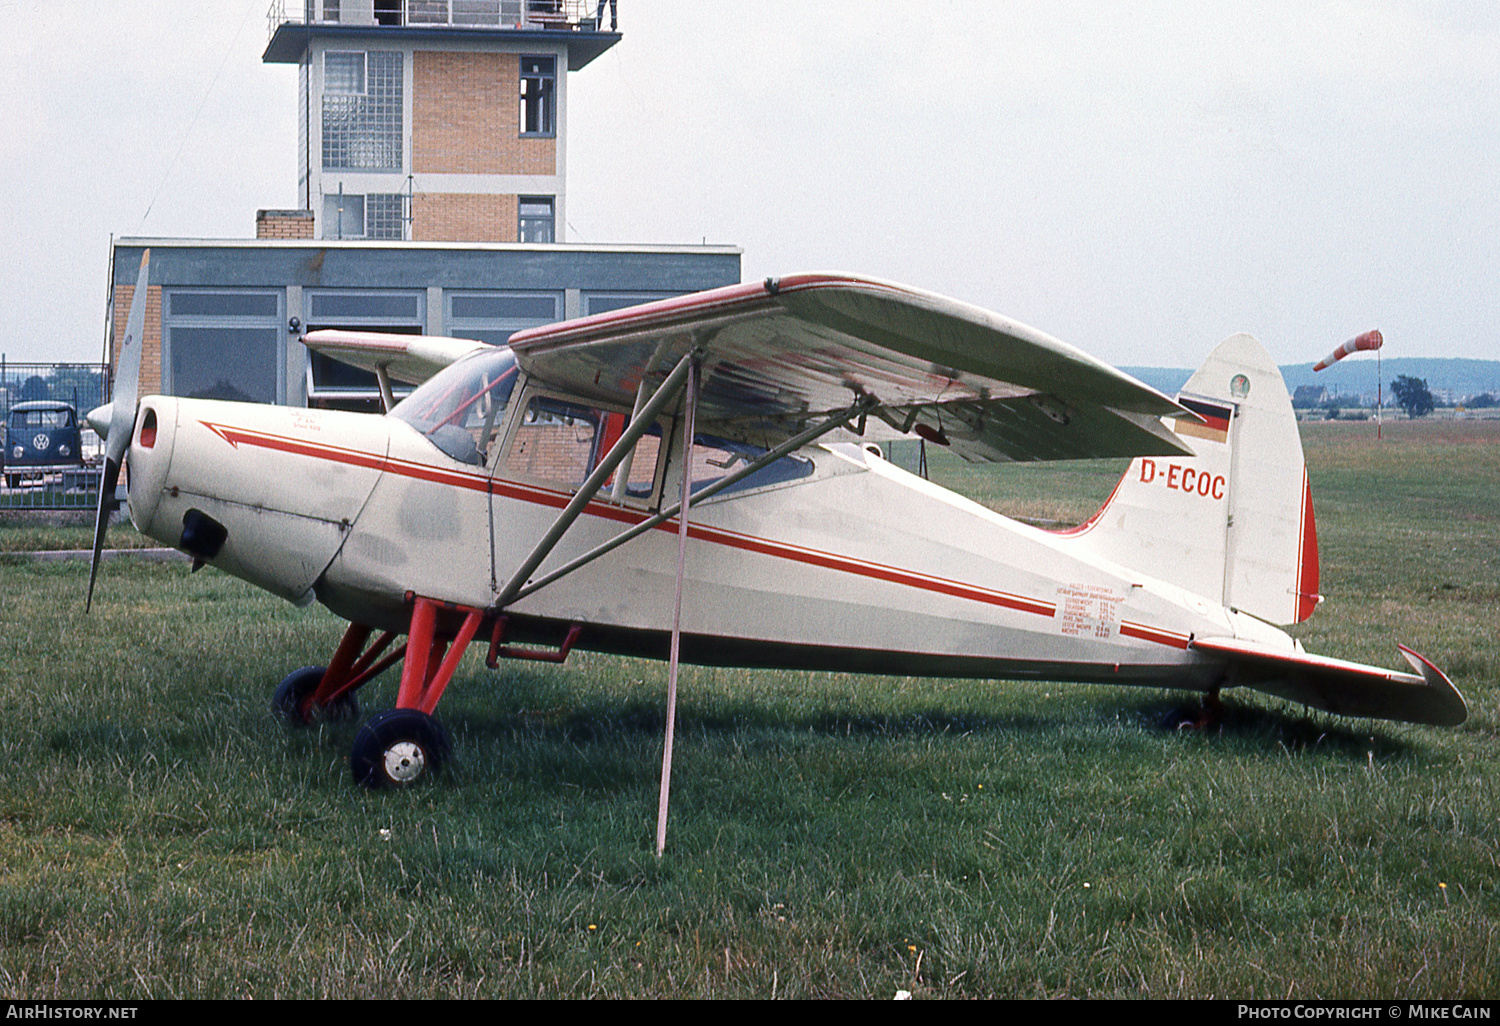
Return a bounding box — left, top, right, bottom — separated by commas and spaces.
126, 398, 177, 538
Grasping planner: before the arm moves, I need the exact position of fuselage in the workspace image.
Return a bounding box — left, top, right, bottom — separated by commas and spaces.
125, 388, 1291, 692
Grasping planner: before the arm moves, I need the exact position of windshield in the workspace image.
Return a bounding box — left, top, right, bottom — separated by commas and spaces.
11, 408, 74, 429
390, 346, 518, 466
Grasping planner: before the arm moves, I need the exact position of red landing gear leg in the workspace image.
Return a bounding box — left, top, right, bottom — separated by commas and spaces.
273, 623, 407, 726
350, 595, 485, 789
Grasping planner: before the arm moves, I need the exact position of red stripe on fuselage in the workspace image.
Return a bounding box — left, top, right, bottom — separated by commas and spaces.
1119, 621, 1192, 649
204, 421, 1212, 624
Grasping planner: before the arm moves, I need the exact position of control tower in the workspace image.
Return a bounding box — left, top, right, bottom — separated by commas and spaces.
262, 1, 620, 243
112, 0, 737, 413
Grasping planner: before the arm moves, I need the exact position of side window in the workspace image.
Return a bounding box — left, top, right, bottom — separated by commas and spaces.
688, 434, 814, 496
503, 397, 665, 500
505, 396, 604, 488
600, 415, 662, 501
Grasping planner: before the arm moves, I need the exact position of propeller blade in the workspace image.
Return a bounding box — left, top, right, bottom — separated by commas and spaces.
106, 250, 150, 465
86, 250, 150, 612
84, 458, 123, 613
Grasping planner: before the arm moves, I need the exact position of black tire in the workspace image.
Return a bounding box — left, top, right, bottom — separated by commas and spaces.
350, 709, 451, 788
273, 665, 360, 725
1160, 705, 1200, 730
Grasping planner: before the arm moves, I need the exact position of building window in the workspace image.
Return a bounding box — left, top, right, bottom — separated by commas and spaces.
584, 292, 680, 316
308, 291, 424, 323
446, 291, 561, 345
323, 50, 403, 171
519, 196, 555, 243
322, 192, 364, 238
304, 290, 426, 409
374, 0, 403, 26
321, 192, 403, 240
365, 193, 405, 239
164, 291, 283, 405
520, 56, 555, 135
324, 51, 365, 94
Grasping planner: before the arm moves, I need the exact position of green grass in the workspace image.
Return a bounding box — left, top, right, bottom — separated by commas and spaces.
0, 512, 155, 554
0, 421, 1496, 998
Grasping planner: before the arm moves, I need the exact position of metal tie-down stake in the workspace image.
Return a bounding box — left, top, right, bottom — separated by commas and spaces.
655, 357, 699, 857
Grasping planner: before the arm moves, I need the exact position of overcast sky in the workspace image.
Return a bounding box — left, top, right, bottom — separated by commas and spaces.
2, 0, 1496, 368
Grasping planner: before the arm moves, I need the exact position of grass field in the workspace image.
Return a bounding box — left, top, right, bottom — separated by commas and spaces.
0, 420, 1496, 998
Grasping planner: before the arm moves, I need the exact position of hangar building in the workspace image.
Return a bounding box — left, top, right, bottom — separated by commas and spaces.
111, 1, 739, 409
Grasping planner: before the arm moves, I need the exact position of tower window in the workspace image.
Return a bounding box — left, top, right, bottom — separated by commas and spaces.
323, 193, 365, 239
323, 50, 403, 171
520, 56, 555, 136
519, 196, 555, 243
324, 51, 365, 94
365, 194, 405, 240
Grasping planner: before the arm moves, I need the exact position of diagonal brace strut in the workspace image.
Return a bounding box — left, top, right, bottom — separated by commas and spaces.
494, 346, 702, 609
510, 394, 879, 604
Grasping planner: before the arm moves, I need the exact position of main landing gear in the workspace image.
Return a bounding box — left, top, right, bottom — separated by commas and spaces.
273, 595, 583, 788
350, 708, 451, 787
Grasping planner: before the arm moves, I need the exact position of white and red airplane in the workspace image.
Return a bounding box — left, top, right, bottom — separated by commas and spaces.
87, 252, 1466, 803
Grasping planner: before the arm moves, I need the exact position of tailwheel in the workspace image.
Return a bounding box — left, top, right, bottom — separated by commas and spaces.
350, 708, 451, 788
273, 665, 360, 725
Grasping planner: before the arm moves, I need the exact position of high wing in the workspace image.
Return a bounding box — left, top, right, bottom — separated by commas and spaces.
507, 274, 1195, 463
302, 329, 487, 385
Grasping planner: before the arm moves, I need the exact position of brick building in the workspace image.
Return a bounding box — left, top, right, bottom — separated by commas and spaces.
112, 1, 739, 409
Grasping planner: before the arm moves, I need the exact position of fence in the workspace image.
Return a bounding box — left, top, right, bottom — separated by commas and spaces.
1, 359, 111, 511
268, 0, 610, 34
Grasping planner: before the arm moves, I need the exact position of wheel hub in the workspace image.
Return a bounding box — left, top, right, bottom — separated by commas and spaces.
382, 741, 427, 783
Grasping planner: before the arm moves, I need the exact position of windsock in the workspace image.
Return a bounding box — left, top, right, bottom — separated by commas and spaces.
1314, 329, 1383, 371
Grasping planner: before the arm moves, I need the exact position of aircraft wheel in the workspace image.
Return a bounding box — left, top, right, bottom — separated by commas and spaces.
350, 709, 451, 789
1160, 694, 1223, 731
273, 666, 359, 725
1160, 705, 1200, 730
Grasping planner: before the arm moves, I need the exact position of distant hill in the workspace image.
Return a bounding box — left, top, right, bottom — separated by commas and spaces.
1119, 358, 1500, 404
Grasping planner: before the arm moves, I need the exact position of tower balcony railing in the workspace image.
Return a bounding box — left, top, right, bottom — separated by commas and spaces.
268, 1, 614, 36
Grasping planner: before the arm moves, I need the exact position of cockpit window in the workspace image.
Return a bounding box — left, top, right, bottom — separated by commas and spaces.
390, 346, 518, 466
690, 433, 813, 494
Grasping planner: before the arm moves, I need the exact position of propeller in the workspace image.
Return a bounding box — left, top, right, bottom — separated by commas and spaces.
85, 250, 150, 612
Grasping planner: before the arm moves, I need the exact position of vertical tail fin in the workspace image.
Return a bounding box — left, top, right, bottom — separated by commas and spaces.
1063, 333, 1319, 625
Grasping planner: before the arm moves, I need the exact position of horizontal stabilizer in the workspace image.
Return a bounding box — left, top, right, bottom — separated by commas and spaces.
1193, 637, 1467, 726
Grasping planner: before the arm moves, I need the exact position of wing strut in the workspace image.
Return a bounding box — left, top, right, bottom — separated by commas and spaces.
493, 346, 701, 609
374, 366, 396, 414
509, 394, 878, 603
656, 357, 699, 858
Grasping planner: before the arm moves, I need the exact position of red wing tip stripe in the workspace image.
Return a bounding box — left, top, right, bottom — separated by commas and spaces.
1120, 622, 1192, 649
